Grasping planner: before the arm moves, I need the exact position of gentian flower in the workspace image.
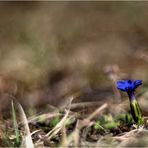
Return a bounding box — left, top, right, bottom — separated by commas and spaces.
117, 80, 144, 125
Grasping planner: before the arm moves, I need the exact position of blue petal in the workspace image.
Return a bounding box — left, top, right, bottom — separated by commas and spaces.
117, 81, 126, 91
117, 85, 126, 91
125, 80, 132, 85
134, 80, 142, 89
117, 79, 142, 92
124, 80, 132, 90
117, 81, 125, 86
134, 80, 142, 86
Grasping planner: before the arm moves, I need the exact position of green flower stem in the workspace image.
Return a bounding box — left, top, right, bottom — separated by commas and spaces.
130, 99, 144, 125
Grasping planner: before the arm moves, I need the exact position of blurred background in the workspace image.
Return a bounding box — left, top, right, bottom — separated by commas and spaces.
0, 2, 148, 114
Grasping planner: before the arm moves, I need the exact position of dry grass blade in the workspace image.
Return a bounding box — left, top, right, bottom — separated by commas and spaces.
114, 127, 144, 141
45, 96, 73, 140
114, 127, 148, 147
61, 124, 68, 147
45, 109, 70, 139
27, 113, 61, 124
31, 129, 41, 136
17, 103, 34, 148
87, 103, 108, 121
60, 120, 80, 147
72, 120, 80, 147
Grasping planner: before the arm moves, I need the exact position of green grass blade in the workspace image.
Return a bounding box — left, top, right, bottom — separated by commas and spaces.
11, 100, 20, 146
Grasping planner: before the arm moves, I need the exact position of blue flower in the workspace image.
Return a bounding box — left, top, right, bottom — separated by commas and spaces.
117, 80, 142, 92
116, 79, 143, 124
